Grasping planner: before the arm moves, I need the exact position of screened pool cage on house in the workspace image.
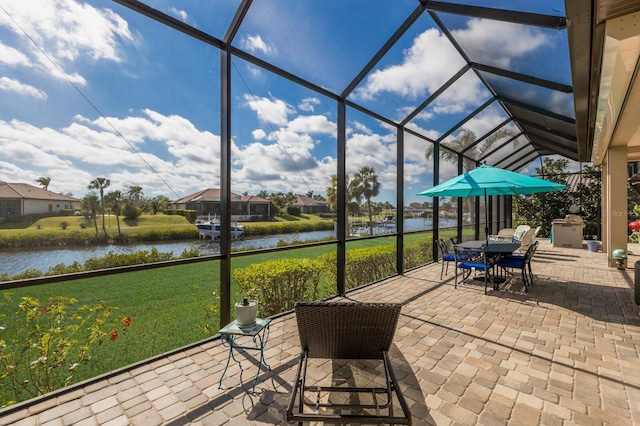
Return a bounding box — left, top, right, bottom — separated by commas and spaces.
111, 0, 583, 322
2, 0, 591, 348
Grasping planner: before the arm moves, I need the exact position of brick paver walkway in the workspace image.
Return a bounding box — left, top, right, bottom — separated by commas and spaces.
2, 239, 640, 425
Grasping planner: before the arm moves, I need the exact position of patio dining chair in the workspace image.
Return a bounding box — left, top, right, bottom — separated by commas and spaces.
496, 240, 539, 291
512, 224, 531, 242
286, 302, 412, 425
454, 246, 495, 294
489, 228, 515, 242
514, 228, 536, 254
436, 238, 461, 279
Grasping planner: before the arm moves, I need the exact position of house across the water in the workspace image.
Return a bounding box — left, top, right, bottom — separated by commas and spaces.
0, 181, 81, 220
294, 194, 330, 215
171, 189, 270, 221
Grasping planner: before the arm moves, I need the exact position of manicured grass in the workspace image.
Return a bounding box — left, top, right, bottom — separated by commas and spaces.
0, 213, 337, 244
0, 226, 478, 404
0, 214, 194, 238
0, 238, 377, 403
247, 213, 331, 225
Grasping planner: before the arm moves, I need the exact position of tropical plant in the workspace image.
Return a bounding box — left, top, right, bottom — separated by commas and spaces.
144, 195, 170, 214
126, 185, 145, 208
425, 128, 515, 224
326, 173, 358, 214
514, 158, 571, 237
81, 192, 100, 234
35, 177, 51, 191
574, 164, 601, 238
269, 192, 297, 216
192, 286, 220, 336
0, 295, 118, 405
350, 166, 381, 235
122, 203, 142, 222
105, 190, 123, 237
88, 178, 111, 237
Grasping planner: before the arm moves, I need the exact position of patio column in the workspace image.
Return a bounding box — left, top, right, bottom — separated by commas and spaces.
602, 146, 627, 268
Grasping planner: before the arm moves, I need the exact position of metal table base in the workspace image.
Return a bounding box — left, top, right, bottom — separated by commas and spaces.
218, 318, 271, 393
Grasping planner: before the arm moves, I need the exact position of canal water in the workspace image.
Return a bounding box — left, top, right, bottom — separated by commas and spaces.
0, 218, 456, 276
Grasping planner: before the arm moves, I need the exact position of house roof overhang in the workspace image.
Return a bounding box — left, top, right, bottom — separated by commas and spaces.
567, 0, 640, 165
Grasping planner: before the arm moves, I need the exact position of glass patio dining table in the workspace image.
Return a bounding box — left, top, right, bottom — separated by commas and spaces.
455, 240, 521, 256
454, 240, 521, 289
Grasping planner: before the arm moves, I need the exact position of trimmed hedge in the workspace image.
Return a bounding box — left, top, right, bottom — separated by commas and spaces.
319, 245, 397, 290
0, 231, 107, 247
232, 259, 324, 317
403, 237, 434, 269
232, 236, 436, 312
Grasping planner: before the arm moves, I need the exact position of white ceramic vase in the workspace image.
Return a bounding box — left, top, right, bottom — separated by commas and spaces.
235, 298, 258, 327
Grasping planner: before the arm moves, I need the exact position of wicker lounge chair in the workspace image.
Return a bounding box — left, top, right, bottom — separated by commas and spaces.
286, 302, 412, 425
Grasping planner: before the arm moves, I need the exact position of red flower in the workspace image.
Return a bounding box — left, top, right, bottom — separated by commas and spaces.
41, 305, 48, 314
110, 330, 118, 341
122, 317, 132, 327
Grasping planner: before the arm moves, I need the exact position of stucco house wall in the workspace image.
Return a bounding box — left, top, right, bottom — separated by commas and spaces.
22, 199, 79, 215
172, 188, 271, 221
0, 181, 81, 218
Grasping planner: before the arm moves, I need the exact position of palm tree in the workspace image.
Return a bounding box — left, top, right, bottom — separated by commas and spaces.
326, 173, 352, 213
146, 195, 170, 214
35, 177, 51, 191
127, 185, 144, 208
350, 166, 381, 235
82, 192, 100, 234
425, 128, 514, 224
105, 190, 123, 238
88, 178, 111, 237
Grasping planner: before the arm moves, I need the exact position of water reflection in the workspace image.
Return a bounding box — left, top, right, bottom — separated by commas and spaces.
0, 218, 458, 276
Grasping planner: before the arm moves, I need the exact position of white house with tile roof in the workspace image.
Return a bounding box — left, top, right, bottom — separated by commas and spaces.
0, 181, 81, 219
294, 194, 330, 214
171, 188, 271, 221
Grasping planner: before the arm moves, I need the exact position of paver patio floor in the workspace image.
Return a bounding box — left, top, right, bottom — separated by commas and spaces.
2, 239, 640, 425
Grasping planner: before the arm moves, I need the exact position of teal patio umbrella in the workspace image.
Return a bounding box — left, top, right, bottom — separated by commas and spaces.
417, 164, 567, 243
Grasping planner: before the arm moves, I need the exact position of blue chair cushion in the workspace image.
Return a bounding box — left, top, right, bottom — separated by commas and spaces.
502, 254, 524, 261
458, 260, 491, 271
496, 257, 524, 268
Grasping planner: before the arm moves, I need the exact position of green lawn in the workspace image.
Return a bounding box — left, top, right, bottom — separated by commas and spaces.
0, 225, 475, 405
0, 214, 194, 237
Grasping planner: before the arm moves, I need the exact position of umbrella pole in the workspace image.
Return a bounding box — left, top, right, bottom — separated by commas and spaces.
484, 190, 489, 245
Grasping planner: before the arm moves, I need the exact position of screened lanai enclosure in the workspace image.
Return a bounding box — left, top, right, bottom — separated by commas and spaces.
0, 0, 596, 375
109, 0, 585, 320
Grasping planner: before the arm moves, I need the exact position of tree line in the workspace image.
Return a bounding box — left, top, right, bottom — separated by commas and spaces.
35, 176, 170, 238
256, 166, 392, 236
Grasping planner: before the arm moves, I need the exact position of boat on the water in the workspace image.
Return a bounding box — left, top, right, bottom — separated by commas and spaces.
195, 220, 245, 239
376, 215, 396, 227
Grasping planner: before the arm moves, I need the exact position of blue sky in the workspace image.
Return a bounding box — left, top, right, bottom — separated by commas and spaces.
0, 0, 575, 206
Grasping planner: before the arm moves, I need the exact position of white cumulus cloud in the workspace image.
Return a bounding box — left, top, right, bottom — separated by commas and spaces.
0, 0, 135, 84
242, 34, 273, 55
0, 77, 47, 99
354, 28, 466, 101
244, 95, 295, 126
